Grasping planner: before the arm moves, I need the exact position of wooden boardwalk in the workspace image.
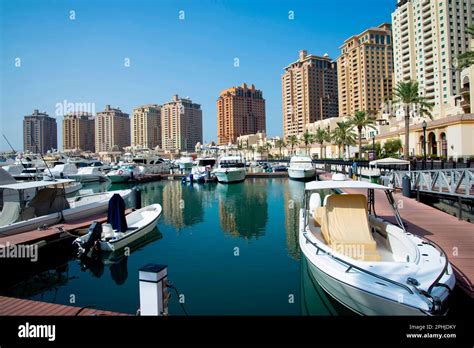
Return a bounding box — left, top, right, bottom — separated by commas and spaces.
0, 209, 132, 248
0, 296, 128, 316
320, 173, 474, 298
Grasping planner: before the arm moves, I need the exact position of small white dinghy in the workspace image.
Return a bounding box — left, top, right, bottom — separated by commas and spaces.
74, 204, 162, 252
299, 173, 455, 316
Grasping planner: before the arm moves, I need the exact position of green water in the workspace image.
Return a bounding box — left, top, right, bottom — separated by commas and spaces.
2, 178, 349, 315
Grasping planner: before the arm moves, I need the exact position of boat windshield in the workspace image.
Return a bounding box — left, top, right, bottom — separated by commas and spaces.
220, 161, 244, 168
291, 161, 313, 168
199, 159, 216, 166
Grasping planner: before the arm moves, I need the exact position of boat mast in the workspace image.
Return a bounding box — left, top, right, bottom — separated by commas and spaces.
2, 134, 35, 180
29, 132, 54, 180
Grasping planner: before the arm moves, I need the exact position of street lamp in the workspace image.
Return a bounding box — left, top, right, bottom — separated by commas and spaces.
422, 120, 427, 164
372, 134, 376, 159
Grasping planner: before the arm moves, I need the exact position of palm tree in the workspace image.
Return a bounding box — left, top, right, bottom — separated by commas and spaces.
350, 110, 376, 159
287, 135, 299, 155
331, 121, 356, 159
458, 25, 474, 69
314, 128, 330, 159
393, 81, 433, 160
300, 130, 314, 155
265, 141, 272, 152
275, 139, 286, 159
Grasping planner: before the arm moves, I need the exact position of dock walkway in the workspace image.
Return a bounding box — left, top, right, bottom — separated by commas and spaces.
0, 296, 128, 316
320, 173, 474, 298
0, 209, 132, 248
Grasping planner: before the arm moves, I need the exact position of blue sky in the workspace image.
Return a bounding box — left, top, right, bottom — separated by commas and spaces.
0, 0, 394, 151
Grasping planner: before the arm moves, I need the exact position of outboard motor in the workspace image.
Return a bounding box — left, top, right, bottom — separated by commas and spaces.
76, 222, 102, 256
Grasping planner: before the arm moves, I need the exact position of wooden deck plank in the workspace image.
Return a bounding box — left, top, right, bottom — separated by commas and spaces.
0, 209, 133, 248
0, 296, 128, 316
319, 173, 474, 298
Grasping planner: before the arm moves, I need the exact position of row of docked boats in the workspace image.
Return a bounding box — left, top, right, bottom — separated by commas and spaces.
2, 154, 174, 184
0, 170, 133, 236
0, 166, 163, 255
180, 155, 316, 184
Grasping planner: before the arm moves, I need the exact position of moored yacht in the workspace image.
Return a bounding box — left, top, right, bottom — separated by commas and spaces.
288, 156, 315, 180
69, 167, 108, 183
213, 156, 246, 183
107, 165, 141, 183
0, 179, 131, 236
299, 174, 455, 315
191, 157, 216, 182
177, 157, 194, 171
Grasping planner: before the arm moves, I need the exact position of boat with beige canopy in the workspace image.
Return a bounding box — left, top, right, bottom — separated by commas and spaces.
299, 173, 455, 315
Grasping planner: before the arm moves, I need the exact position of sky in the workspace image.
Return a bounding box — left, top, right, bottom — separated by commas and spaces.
0, 0, 395, 151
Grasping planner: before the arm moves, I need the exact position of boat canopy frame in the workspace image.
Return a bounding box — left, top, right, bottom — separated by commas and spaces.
302, 181, 406, 233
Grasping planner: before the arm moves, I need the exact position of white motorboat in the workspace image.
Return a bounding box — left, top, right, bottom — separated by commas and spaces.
190, 157, 216, 182
299, 174, 455, 316
43, 163, 78, 180
131, 156, 171, 174
0, 179, 131, 236
288, 156, 316, 180
107, 165, 141, 183
2, 164, 44, 181
0, 167, 81, 200
213, 156, 246, 183
69, 167, 108, 183
177, 157, 194, 171
74, 204, 162, 252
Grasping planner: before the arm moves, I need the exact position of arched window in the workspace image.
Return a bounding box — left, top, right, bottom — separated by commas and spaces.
440, 132, 447, 158
428, 132, 437, 157
419, 135, 426, 156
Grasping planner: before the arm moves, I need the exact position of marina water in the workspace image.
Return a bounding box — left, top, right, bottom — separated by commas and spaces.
1, 179, 470, 315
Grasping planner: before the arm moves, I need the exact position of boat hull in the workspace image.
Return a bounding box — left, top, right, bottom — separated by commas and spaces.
108, 174, 131, 183
69, 174, 107, 183
299, 212, 455, 316
304, 255, 427, 316
214, 169, 246, 183
100, 213, 161, 251
288, 167, 316, 180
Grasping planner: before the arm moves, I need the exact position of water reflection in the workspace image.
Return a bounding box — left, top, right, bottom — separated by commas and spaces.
79, 227, 162, 285
216, 180, 268, 240
0, 243, 77, 300
284, 179, 305, 260
139, 181, 214, 230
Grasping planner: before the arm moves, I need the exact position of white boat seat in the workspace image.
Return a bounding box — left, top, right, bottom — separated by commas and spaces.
321, 194, 381, 262
102, 223, 115, 239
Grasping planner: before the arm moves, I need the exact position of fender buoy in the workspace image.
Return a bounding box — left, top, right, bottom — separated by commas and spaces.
118, 170, 124, 175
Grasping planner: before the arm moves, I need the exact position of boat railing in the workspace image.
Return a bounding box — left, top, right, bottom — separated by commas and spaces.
303, 231, 415, 295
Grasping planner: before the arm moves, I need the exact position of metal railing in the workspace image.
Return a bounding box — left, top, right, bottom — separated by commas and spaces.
392, 169, 474, 198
